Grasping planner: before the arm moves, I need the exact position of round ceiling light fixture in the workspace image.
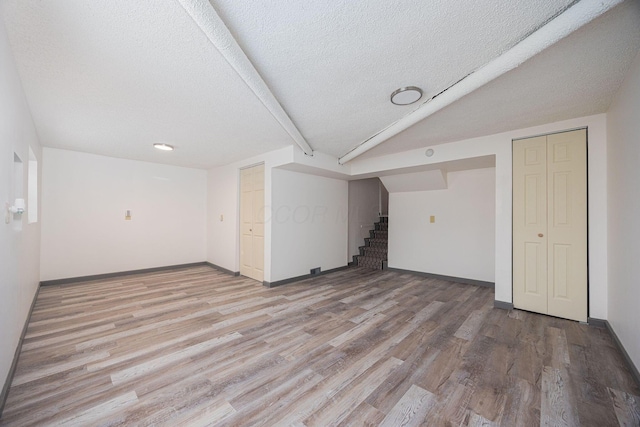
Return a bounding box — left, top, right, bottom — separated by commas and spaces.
390, 86, 423, 105
153, 143, 174, 151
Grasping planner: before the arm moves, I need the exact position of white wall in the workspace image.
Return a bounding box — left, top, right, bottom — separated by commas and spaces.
348, 178, 380, 260
350, 114, 608, 316
0, 16, 41, 395
271, 169, 348, 282
40, 148, 206, 281
389, 168, 496, 282
607, 51, 640, 371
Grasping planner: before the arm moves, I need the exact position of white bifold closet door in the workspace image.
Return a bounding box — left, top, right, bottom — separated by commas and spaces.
240, 164, 265, 282
513, 129, 587, 322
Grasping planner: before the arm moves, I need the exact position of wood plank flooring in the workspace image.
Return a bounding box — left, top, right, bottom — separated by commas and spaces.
1, 266, 639, 426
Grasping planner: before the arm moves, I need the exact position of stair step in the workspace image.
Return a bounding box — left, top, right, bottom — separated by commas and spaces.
367, 241, 387, 249
367, 238, 388, 245
356, 255, 385, 270
370, 230, 388, 239
368, 237, 388, 242
363, 247, 387, 257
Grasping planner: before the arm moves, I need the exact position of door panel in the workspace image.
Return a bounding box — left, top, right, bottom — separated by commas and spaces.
240, 168, 253, 276
524, 242, 543, 294
513, 136, 548, 314
546, 130, 587, 322
552, 172, 571, 226
239, 164, 265, 282
254, 236, 264, 275
241, 234, 253, 272
525, 175, 542, 225
551, 243, 570, 298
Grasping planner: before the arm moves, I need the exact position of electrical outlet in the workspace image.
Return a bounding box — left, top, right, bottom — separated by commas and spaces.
430, 215, 435, 223
125, 210, 132, 220
220, 214, 224, 222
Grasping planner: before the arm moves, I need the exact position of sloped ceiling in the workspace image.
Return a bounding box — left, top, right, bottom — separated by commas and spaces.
360, 0, 640, 159
380, 170, 448, 193
1, 0, 639, 169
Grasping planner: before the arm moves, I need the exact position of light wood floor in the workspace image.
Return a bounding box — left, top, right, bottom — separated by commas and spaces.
1, 266, 639, 426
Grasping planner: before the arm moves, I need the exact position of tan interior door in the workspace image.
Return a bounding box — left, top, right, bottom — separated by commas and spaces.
240, 164, 264, 281
546, 130, 587, 321
513, 129, 587, 322
513, 136, 548, 315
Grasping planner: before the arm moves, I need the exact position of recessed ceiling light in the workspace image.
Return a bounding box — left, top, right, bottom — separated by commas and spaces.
390, 86, 423, 105
153, 143, 174, 151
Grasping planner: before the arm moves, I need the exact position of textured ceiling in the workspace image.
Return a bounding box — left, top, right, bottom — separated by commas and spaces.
1, 0, 638, 169
0, 0, 294, 168
359, 0, 640, 160
210, 0, 574, 157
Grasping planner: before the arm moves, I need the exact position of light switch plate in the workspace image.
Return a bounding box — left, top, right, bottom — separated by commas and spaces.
430, 215, 435, 223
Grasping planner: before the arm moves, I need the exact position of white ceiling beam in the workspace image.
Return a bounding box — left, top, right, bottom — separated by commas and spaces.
338, 0, 623, 164
175, 0, 314, 156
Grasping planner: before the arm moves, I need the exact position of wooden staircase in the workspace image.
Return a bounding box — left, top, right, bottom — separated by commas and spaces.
354, 217, 388, 270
